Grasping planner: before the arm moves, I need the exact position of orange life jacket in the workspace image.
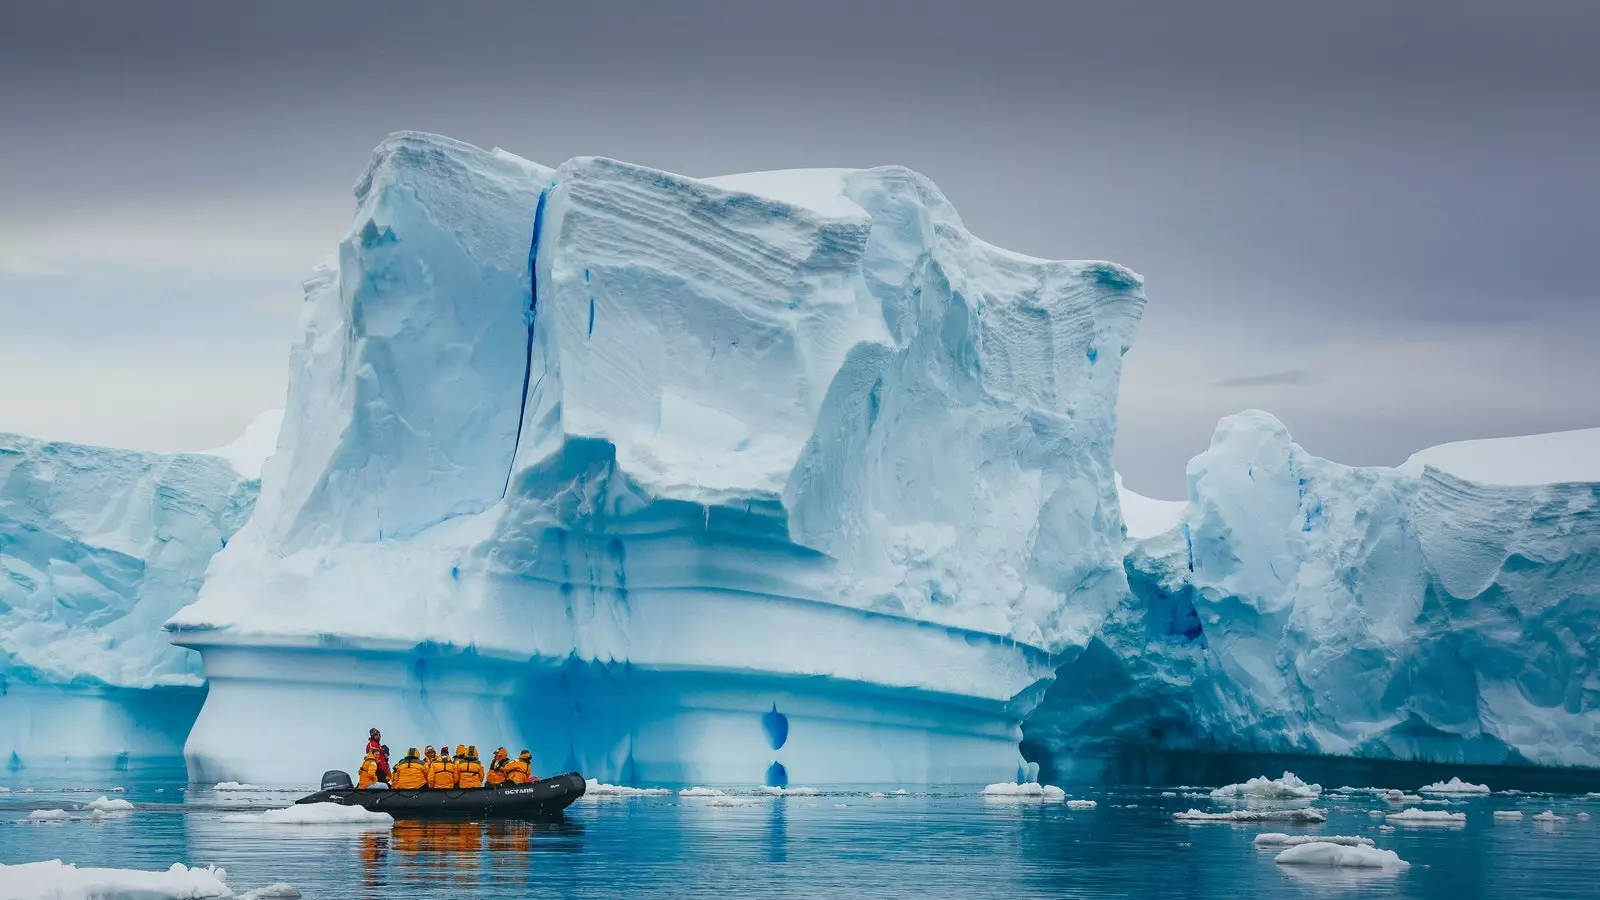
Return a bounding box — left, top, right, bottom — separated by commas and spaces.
427, 757, 458, 789
486, 756, 508, 787
357, 756, 381, 788
391, 758, 428, 790
503, 758, 532, 785
457, 758, 485, 788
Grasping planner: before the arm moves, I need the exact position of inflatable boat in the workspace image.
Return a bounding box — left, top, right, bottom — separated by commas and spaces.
296, 770, 587, 818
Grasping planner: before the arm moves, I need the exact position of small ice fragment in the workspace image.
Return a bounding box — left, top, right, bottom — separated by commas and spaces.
584, 780, 671, 797
1494, 811, 1524, 820
1173, 808, 1326, 823
84, 796, 134, 812
678, 787, 727, 797
26, 809, 71, 822
1532, 811, 1566, 823
1209, 772, 1321, 800
1067, 800, 1097, 809
1254, 833, 1373, 847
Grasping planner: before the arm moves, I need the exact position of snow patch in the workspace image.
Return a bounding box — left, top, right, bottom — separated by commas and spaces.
1398, 426, 1600, 486
197, 410, 285, 480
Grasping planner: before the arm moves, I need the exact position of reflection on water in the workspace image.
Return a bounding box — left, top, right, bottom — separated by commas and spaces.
3, 772, 1600, 899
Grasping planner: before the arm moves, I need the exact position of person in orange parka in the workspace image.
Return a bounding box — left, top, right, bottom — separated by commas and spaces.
356, 748, 384, 788
502, 750, 535, 785
391, 748, 429, 789
429, 745, 459, 789
485, 748, 510, 787
457, 745, 485, 788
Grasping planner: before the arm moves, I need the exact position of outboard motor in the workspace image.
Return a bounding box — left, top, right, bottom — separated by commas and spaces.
320, 770, 354, 791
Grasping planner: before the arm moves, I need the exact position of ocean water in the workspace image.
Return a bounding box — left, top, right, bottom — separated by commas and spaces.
3, 766, 1600, 898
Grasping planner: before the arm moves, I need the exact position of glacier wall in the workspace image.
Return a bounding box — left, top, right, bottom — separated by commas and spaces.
0, 431, 259, 766
1026, 411, 1600, 772
169, 132, 1147, 785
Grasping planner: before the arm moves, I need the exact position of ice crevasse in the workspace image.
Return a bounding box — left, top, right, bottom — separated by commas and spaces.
0, 416, 274, 766
1026, 411, 1600, 772
166, 132, 1148, 785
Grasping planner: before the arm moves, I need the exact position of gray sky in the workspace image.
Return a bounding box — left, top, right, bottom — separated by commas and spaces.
3, 0, 1596, 497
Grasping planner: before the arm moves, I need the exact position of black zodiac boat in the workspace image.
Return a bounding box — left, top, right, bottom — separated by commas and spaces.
296, 770, 587, 818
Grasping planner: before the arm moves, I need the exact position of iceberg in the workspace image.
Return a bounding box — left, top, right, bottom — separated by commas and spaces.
0, 416, 270, 767
167, 132, 1147, 785
1273, 842, 1409, 871
1026, 411, 1600, 771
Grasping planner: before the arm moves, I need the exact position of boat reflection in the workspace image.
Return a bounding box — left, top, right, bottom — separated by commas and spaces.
358, 818, 586, 893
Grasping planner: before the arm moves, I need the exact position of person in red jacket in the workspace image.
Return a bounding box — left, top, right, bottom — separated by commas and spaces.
366, 728, 390, 782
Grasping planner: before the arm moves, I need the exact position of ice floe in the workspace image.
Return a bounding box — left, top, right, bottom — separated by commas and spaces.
755, 786, 821, 796
0, 860, 232, 899
1209, 773, 1321, 801
1174, 808, 1327, 823
213, 782, 267, 792
1067, 800, 1097, 809
1419, 777, 1490, 794
221, 803, 393, 826
1254, 833, 1373, 847
1532, 811, 1566, 823
678, 787, 727, 797
83, 796, 134, 812
1385, 808, 1466, 825
583, 781, 672, 797
1274, 842, 1410, 871
1493, 811, 1524, 820
23, 810, 70, 823
981, 783, 1066, 801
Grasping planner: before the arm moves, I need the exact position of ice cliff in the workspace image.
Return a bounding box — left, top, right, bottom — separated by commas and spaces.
0, 416, 272, 765
1027, 412, 1600, 772
167, 132, 1147, 785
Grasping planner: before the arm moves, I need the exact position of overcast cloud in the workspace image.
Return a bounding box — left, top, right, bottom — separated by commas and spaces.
3, 0, 1596, 496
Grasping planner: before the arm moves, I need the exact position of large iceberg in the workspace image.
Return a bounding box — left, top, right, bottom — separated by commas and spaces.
168, 133, 1147, 785
0, 417, 271, 766
1026, 411, 1600, 771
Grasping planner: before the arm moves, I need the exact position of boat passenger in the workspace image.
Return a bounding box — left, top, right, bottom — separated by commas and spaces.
458, 745, 485, 788
366, 728, 390, 781
503, 750, 534, 785
357, 749, 384, 788
486, 748, 510, 787
391, 748, 429, 789
429, 745, 459, 789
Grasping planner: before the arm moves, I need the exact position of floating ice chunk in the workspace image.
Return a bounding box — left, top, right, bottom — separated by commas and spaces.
221, 803, 393, 826
24, 810, 70, 822
1254, 833, 1373, 847
1578, 813, 1592, 821
1419, 777, 1490, 794
1209, 773, 1321, 801
213, 782, 267, 792
1274, 842, 1410, 871
0, 859, 232, 898
981, 782, 1065, 801
239, 886, 303, 900
1160, 791, 1177, 798
1532, 811, 1566, 823
756, 786, 820, 796
1386, 808, 1467, 825
709, 796, 759, 807
891, 789, 909, 796
1587, 793, 1600, 798
1174, 808, 1326, 823
84, 796, 133, 812
1377, 825, 1395, 832
20, 788, 34, 793
678, 787, 727, 797
584, 780, 671, 797
1067, 800, 1097, 809
0, 787, 8, 793
1493, 811, 1524, 820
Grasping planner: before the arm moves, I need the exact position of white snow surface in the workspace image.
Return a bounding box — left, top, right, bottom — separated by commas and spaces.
0, 860, 232, 899
1274, 842, 1410, 871
1209, 772, 1321, 801
166, 132, 1148, 786
1398, 427, 1600, 487
1386, 808, 1467, 825
1253, 833, 1373, 847
1029, 410, 1600, 769
1419, 777, 1490, 794
197, 411, 285, 480
221, 803, 393, 826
